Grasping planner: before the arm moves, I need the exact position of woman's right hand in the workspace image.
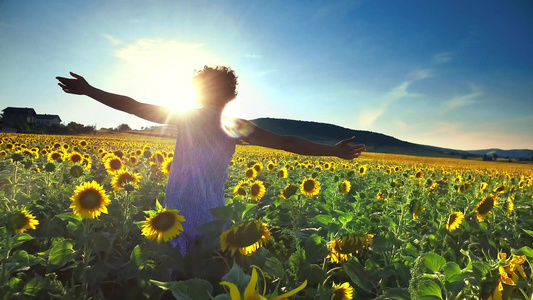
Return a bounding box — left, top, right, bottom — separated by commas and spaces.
56, 72, 91, 95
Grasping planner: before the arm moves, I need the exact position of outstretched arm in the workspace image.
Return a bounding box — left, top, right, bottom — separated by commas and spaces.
56, 72, 177, 124
237, 120, 365, 160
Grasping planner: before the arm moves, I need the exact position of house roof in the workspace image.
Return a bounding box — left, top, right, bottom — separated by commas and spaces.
2, 107, 37, 114
36, 114, 62, 121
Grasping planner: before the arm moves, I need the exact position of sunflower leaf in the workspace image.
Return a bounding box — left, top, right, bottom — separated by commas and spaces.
416, 278, 443, 299
221, 262, 250, 295
422, 252, 446, 273
47, 239, 74, 272
343, 259, 370, 291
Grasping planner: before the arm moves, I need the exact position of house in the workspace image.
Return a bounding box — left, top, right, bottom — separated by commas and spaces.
2, 107, 37, 128
35, 114, 62, 127
2, 107, 61, 128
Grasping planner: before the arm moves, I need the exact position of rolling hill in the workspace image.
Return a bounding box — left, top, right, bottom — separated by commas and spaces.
249, 118, 532, 159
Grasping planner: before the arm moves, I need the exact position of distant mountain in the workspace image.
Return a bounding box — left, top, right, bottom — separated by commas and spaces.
467, 149, 533, 159
249, 118, 471, 158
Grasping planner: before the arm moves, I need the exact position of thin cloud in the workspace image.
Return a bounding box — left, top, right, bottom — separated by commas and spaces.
442, 92, 482, 113
245, 53, 262, 59
103, 34, 122, 46
433, 52, 453, 64
114, 38, 203, 64
358, 69, 430, 129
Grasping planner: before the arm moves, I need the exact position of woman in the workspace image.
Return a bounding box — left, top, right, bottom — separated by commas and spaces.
56, 66, 366, 256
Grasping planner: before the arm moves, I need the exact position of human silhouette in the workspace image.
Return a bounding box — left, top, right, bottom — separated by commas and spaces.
56, 66, 366, 256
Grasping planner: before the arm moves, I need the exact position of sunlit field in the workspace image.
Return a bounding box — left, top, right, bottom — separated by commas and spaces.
1, 133, 532, 299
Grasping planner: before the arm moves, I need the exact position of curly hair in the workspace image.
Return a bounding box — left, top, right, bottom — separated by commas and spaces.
193, 65, 238, 103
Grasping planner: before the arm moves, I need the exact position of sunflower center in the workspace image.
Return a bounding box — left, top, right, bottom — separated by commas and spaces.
151, 212, 176, 232
226, 222, 263, 248
79, 189, 103, 209
332, 289, 347, 300
448, 214, 457, 225
303, 180, 315, 191
251, 184, 261, 196
478, 197, 495, 215
118, 173, 134, 185
109, 159, 122, 170
71, 154, 82, 163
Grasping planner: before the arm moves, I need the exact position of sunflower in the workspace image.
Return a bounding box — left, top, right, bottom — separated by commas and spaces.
151, 151, 165, 164
446, 212, 464, 231
249, 180, 266, 201
104, 155, 124, 174
141, 208, 186, 242
220, 265, 307, 300
70, 181, 111, 219
493, 182, 506, 194
277, 167, 288, 178
340, 180, 351, 194
233, 181, 249, 197
68, 152, 83, 164
474, 194, 498, 222
245, 167, 258, 180
267, 161, 276, 171
128, 156, 138, 165
359, 165, 367, 175
79, 140, 88, 147
301, 178, 320, 198
281, 184, 299, 200
414, 170, 424, 180
220, 220, 270, 256
253, 162, 263, 174
111, 169, 141, 192
11, 209, 39, 233
326, 234, 373, 263
506, 196, 514, 216
331, 282, 354, 300
161, 157, 173, 176
48, 151, 63, 162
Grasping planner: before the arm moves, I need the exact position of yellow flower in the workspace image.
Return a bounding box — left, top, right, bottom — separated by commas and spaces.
339, 180, 351, 194
414, 170, 424, 180
358, 165, 367, 175
111, 169, 141, 192
280, 184, 299, 200
11, 210, 39, 233
249, 180, 266, 201
245, 168, 258, 180
474, 194, 498, 222
104, 155, 124, 174
161, 157, 173, 176
327, 234, 374, 263
331, 282, 354, 300
68, 152, 83, 164
446, 212, 464, 231
221, 266, 307, 300
141, 208, 186, 242
47, 151, 63, 162
301, 178, 320, 198
220, 220, 270, 256
506, 196, 514, 216
277, 167, 288, 179
70, 181, 111, 219
233, 181, 249, 197
493, 182, 506, 194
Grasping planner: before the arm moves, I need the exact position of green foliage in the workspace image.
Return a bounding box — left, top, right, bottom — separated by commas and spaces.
0, 133, 532, 299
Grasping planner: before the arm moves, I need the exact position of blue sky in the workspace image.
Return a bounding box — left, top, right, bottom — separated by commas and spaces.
1, 0, 532, 150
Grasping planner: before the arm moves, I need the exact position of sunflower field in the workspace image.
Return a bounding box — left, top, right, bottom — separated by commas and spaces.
1, 132, 532, 300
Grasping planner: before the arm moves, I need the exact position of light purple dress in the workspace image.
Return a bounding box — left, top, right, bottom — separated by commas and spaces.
164, 108, 236, 254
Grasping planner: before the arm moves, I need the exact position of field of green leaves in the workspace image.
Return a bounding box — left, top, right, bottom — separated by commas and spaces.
0, 133, 532, 300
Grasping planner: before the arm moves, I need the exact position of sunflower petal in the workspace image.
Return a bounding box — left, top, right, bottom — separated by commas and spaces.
220, 281, 241, 300
272, 280, 307, 300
